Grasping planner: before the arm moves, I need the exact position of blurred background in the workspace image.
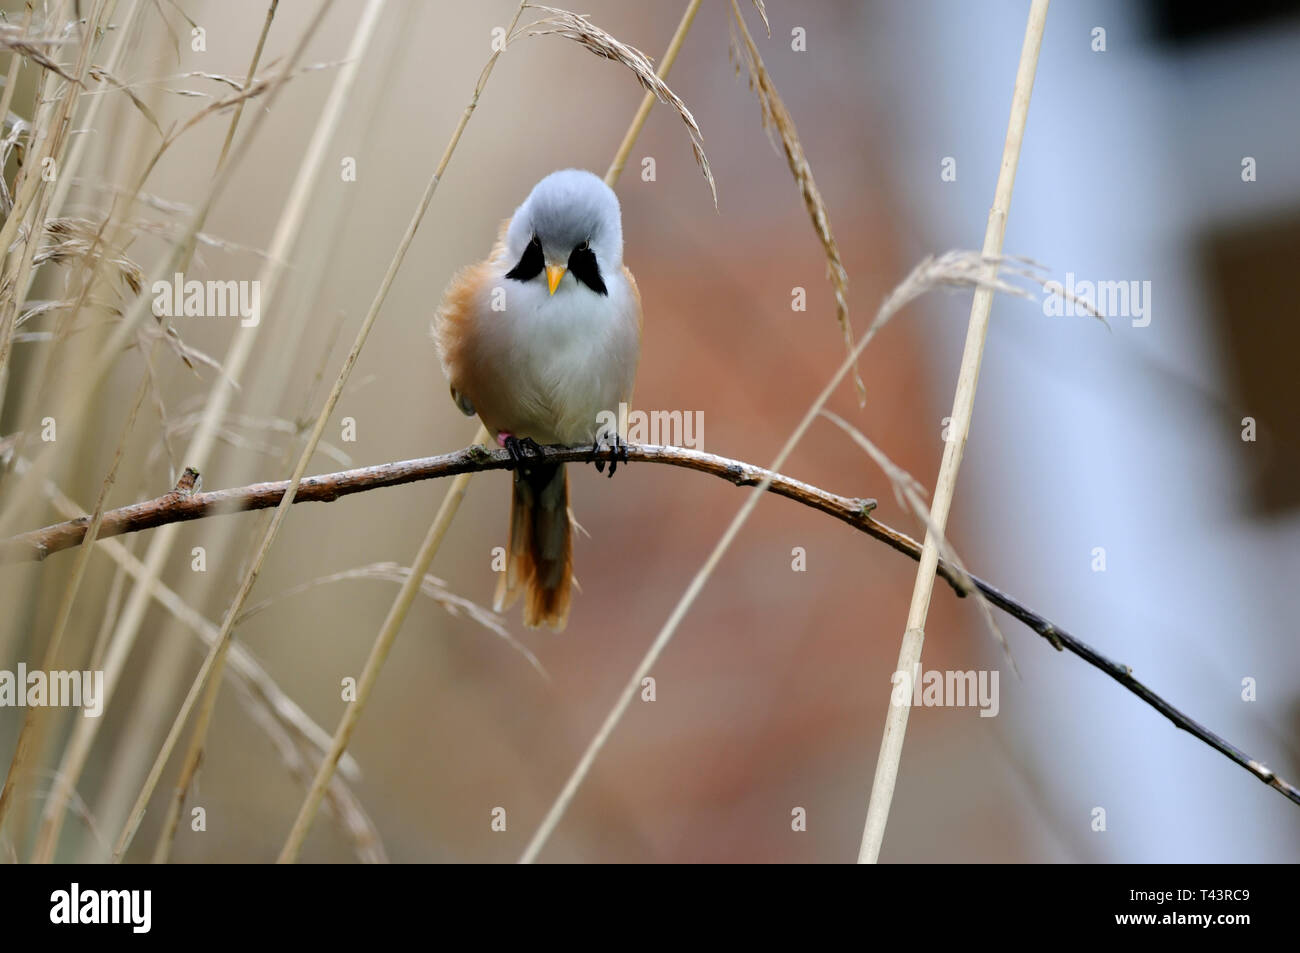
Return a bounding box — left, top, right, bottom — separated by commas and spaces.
0, 0, 1296, 862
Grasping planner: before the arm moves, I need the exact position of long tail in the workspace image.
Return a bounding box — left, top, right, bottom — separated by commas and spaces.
494, 462, 572, 631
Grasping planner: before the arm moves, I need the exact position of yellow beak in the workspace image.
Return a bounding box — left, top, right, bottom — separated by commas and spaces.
546, 264, 566, 296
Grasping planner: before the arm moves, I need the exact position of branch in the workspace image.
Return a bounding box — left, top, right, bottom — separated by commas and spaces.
2, 443, 885, 563
4, 441, 1297, 808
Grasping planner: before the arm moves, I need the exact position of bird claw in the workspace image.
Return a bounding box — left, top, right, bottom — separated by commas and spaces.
591, 430, 628, 478
503, 435, 543, 475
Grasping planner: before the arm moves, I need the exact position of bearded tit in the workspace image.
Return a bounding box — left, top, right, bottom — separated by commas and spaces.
433, 169, 642, 631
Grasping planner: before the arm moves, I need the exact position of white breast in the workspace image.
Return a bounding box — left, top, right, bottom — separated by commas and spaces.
472, 266, 639, 446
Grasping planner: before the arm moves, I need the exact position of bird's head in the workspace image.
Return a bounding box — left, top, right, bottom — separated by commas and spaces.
504, 169, 622, 297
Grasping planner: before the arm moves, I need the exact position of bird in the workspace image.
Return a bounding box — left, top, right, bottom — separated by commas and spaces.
432, 169, 642, 631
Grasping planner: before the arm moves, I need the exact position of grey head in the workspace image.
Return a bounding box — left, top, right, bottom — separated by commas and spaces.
503, 169, 623, 296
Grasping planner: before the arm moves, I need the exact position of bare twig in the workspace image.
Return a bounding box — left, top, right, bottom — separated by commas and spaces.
2, 439, 1295, 811
1, 443, 877, 563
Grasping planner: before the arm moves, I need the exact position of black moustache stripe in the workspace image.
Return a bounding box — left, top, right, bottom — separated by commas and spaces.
506, 235, 608, 296
505, 235, 544, 282
568, 244, 607, 296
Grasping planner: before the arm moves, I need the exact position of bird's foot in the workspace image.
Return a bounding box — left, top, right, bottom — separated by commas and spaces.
501, 433, 543, 474
591, 429, 628, 478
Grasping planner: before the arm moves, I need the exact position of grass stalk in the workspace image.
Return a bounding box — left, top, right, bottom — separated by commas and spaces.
28, 0, 333, 863
856, 0, 1050, 864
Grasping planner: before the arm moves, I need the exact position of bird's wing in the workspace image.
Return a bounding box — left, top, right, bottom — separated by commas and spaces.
431, 217, 514, 414
432, 260, 493, 407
